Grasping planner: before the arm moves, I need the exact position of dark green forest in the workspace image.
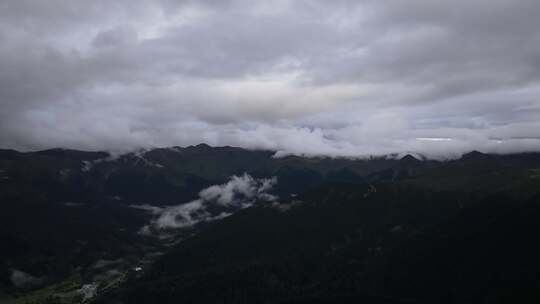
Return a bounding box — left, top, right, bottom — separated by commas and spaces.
1, 146, 540, 303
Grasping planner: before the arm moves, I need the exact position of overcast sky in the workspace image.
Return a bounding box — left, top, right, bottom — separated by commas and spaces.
1, 0, 540, 158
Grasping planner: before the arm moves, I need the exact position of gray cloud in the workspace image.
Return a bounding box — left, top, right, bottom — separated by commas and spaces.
10, 269, 43, 287
1, 0, 539, 157
134, 174, 277, 232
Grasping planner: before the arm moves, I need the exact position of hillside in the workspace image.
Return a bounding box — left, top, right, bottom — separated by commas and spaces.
1, 146, 540, 303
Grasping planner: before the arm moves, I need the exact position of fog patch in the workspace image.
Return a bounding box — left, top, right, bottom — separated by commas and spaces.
91, 259, 123, 270
271, 200, 303, 212
81, 153, 119, 172
78, 283, 98, 301
129, 204, 164, 215
10, 269, 43, 287
92, 269, 122, 282
141, 174, 277, 234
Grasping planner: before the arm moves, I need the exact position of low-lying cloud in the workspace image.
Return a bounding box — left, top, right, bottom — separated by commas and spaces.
10, 269, 43, 287
133, 174, 277, 233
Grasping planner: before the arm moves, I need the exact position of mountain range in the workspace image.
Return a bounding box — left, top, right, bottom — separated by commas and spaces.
1, 145, 540, 303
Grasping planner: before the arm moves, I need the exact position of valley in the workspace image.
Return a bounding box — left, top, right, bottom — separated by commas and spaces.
1, 146, 540, 303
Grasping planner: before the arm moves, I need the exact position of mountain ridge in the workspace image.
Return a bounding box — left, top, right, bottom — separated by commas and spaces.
3, 144, 540, 162
2, 144, 540, 303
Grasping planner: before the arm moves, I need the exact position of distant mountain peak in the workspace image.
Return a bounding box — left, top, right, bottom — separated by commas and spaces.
400, 154, 420, 163
184, 143, 213, 150
461, 150, 490, 160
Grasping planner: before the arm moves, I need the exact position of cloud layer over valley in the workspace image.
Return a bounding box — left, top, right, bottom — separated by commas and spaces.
1, 1, 540, 157
133, 174, 277, 232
